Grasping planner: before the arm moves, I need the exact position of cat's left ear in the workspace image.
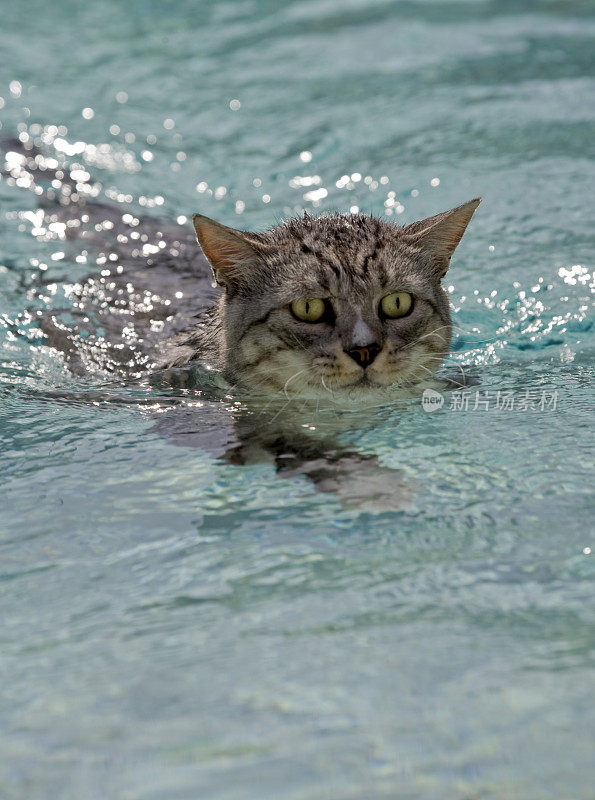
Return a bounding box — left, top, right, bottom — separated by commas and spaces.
192, 214, 266, 289
401, 198, 481, 277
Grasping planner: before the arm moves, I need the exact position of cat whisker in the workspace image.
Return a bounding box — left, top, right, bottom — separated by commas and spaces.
413, 362, 438, 378
415, 353, 468, 383
266, 400, 292, 423
285, 331, 311, 353
283, 368, 310, 399
402, 321, 498, 351
449, 323, 498, 346
320, 374, 334, 395
401, 325, 452, 351
267, 391, 312, 423
249, 365, 315, 416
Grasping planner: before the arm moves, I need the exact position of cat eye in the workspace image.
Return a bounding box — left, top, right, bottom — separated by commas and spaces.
290, 298, 327, 323
380, 291, 413, 319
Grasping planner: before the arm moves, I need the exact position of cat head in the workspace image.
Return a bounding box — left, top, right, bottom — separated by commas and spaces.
192, 199, 480, 400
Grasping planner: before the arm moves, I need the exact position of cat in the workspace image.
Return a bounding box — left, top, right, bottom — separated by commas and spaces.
163, 200, 480, 404
2, 136, 480, 508
156, 201, 479, 509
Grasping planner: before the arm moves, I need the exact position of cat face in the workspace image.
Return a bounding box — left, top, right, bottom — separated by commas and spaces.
193, 200, 480, 400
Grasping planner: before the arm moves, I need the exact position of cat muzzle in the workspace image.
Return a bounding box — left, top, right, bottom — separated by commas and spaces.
345, 343, 381, 368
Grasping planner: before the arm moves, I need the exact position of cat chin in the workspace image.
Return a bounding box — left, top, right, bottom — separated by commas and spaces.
334, 383, 416, 406
285, 376, 421, 408
237, 365, 436, 407
239, 373, 437, 412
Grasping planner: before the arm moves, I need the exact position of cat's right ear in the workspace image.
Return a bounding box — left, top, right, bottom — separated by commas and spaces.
400, 198, 481, 277
192, 214, 264, 289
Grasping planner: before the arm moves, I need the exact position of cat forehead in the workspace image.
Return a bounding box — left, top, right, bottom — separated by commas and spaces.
271, 214, 421, 268
264, 215, 429, 294
273, 212, 386, 250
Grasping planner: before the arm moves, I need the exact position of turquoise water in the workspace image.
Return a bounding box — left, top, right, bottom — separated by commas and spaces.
1, 1, 594, 798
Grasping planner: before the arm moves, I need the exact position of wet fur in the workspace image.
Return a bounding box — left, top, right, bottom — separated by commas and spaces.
164, 212, 465, 402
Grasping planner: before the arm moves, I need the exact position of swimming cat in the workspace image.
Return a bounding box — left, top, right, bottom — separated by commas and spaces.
164, 199, 480, 404
155, 201, 479, 508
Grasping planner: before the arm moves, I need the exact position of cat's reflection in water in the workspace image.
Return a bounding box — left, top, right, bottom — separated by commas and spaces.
147, 365, 424, 512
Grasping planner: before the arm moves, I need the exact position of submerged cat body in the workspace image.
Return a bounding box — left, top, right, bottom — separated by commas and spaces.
164, 199, 480, 402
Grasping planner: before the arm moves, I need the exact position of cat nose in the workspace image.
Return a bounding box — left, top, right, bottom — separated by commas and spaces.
345, 343, 381, 368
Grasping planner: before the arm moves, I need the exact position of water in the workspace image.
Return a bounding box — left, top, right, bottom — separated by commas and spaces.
1, 1, 594, 797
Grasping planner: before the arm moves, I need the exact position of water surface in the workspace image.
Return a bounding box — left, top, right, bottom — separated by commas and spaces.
1, 1, 594, 798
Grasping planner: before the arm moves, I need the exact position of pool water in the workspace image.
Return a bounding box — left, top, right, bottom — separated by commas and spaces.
1, 1, 594, 798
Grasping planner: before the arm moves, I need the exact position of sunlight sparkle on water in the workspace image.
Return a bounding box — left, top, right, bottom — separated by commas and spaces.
303, 188, 327, 203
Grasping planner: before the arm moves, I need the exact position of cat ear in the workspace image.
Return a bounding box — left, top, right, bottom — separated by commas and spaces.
192, 214, 264, 289
401, 198, 481, 276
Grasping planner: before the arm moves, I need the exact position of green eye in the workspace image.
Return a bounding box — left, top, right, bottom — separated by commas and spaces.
380, 291, 413, 319
290, 298, 326, 323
